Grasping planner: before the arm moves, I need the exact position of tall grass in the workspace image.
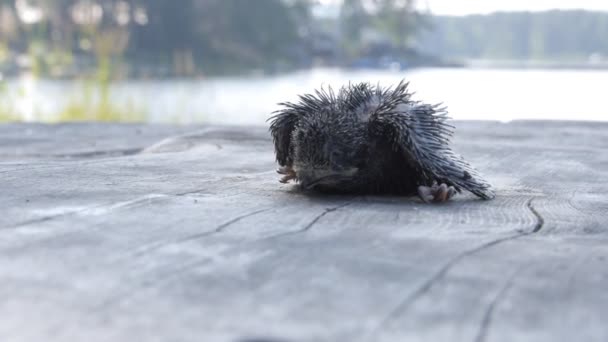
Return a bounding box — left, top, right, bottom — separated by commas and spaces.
56, 57, 144, 122
0, 29, 144, 123
0, 73, 143, 123
0, 80, 18, 122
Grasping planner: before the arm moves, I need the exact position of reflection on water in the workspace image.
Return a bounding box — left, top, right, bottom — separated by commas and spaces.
2, 68, 607, 124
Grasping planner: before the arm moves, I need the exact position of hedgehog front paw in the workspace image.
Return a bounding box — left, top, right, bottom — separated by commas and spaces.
277, 165, 297, 184
418, 182, 456, 203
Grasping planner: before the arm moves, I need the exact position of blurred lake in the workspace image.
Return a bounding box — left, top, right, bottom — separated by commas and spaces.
3, 67, 606, 124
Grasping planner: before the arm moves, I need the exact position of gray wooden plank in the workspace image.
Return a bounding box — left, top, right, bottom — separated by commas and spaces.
0, 121, 607, 342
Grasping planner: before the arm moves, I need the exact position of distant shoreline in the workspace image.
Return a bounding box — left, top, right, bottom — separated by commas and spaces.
3, 62, 608, 82
465, 59, 608, 70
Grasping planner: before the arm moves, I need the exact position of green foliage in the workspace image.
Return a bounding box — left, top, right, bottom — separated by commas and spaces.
1, 0, 315, 76
373, 0, 422, 48
56, 96, 143, 122
0, 57, 142, 123
0, 77, 143, 123
56, 55, 143, 122
0, 105, 17, 122
55, 75, 143, 122
130, 0, 311, 73
340, 0, 421, 56
0, 80, 17, 122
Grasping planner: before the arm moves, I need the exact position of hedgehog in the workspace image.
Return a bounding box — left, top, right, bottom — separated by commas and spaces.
268, 80, 494, 203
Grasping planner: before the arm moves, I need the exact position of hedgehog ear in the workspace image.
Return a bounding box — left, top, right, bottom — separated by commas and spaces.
268, 106, 301, 166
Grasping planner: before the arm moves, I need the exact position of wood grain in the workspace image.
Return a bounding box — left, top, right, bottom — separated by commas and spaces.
0, 121, 606, 342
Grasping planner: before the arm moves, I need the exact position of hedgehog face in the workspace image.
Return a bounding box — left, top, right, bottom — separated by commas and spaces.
291, 116, 367, 191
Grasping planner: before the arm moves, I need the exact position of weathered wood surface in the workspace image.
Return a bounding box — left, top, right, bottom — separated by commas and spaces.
1, 121, 607, 342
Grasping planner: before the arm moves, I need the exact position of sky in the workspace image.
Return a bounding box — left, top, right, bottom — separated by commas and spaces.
316, 0, 608, 16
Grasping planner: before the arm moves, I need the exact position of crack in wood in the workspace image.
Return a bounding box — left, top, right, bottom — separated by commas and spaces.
0, 156, 136, 175
2, 195, 170, 231
0, 148, 142, 174
176, 189, 210, 196
48, 148, 143, 159
131, 208, 273, 257
365, 234, 525, 340
263, 200, 355, 240
3, 184, 262, 231
172, 207, 274, 242
3, 214, 63, 230
473, 267, 524, 342
105, 200, 356, 309
527, 197, 545, 233
365, 196, 546, 341
98, 208, 276, 309
3, 206, 109, 231
236, 338, 293, 342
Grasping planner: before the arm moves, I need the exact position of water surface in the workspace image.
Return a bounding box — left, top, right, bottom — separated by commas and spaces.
4, 68, 606, 124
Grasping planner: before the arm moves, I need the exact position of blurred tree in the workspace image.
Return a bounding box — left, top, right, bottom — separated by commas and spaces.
374, 0, 420, 49
127, 0, 313, 74
6, 1, 607, 76
416, 10, 608, 62
340, 0, 422, 58
340, 0, 368, 55
0, 0, 314, 76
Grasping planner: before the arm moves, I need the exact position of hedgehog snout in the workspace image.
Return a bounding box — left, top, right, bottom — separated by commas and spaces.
295, 165, 359, 190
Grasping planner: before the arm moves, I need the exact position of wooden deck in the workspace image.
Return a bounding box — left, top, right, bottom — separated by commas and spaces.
1, 121, 607, 342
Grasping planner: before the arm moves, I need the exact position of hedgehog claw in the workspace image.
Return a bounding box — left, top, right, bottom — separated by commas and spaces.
418, 186, 434, 203
277, 165, 296, 183
418, 183, 456, 203
280, 174, 296, 183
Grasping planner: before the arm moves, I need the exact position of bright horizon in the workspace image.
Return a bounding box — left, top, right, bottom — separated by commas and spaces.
316, 0, 608, 16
